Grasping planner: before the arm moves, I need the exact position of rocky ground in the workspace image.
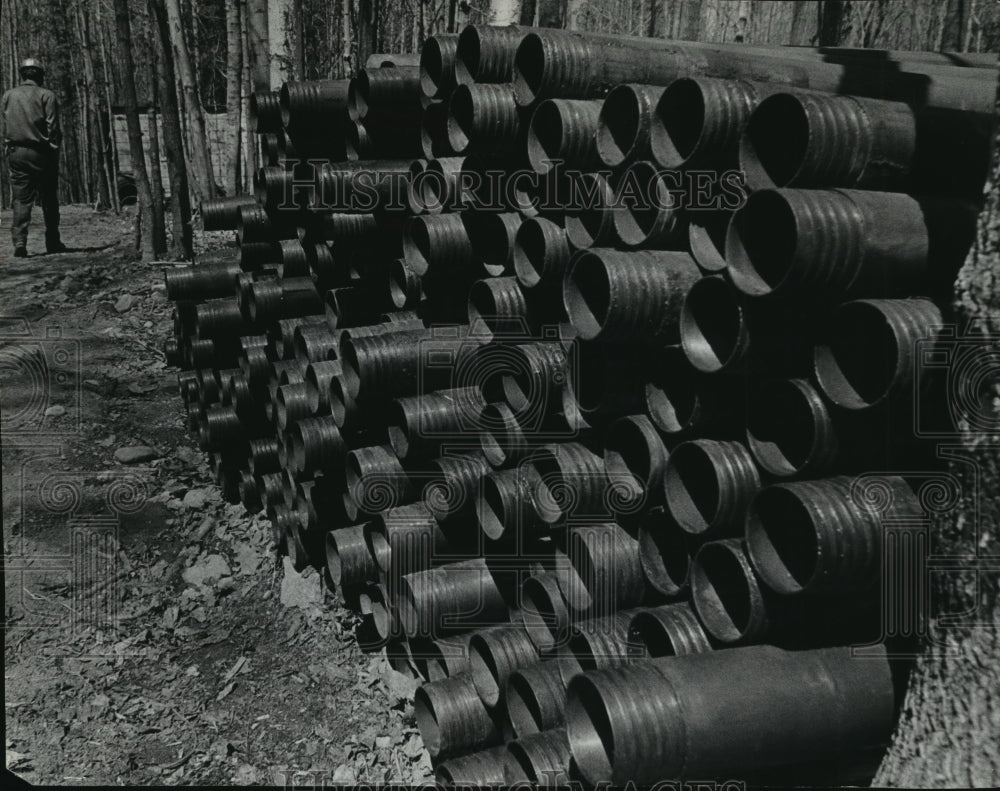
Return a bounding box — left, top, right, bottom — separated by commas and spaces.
2, 205, 432, 785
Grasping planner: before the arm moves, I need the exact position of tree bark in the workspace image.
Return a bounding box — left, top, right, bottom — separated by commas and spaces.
358, 0, 378, 72
225, 0, 243, 195
240, 0, 256, 193
875, 59, 1000, 789
244, 0, 270, 89
268, 0, 291, 88
145, 104, 168, 255
111, 0, 157, 261
149, 0, 194, 259
165, 0, 216, 203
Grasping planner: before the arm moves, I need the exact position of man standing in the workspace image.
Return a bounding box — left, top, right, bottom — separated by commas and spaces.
2, 58, 66, 257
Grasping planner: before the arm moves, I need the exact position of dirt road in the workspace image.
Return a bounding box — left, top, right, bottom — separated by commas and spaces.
2, 206, 431, 785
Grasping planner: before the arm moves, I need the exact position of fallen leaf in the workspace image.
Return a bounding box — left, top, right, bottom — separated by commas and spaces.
223, 656, 247, 683
215, 682, 236, 702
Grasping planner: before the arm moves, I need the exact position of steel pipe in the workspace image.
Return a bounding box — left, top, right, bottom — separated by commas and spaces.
468, 277, 532, 339
501, 340, 569, 420
469, 623, 540, 707
344, 444, 413, 519
651, 76, 763, 170
687, 209, 731, 273
410, 633, 476, 681
504, 728, 571, 787
401, 214, 476, 277
275, 381, 312, 430
726, 188, 978, 303
387, 387, 486, 460
566, 643, 895, 784
519, 572, 571, 654
513, 216, 570, 291
611, 161, 688, 249
565, 248, 700, 343
419, 100, 452, 160
746, 377, 839, 477
423, 453, 492, 523
365, 502, 457, 578
455, 24, 526, 85
447, 83, 523, 155
603, 414, 668, 515
420, 33, 459, 99
563, 173, 617, 250
249, 90, 282, 133
663, 439, 761, 539
637, 505, 693, 598
478, 403, 530, 469
435, 746, 509, 786
627, 602, 711, 657
563, 523, 646, 616
348, 67, 422, 123
467, 211, 523, 276
562, 341, 647, 431
813, 298, 943, 411
286, 416, 345, 477
596, 84, 665, 168
526, 99, 603, 174
201, 195, 258, 231
477, 465, 546, 543
530, 442, 610, 526
165, 259, 241, 302
745, 475, 921, 595
399, 558, 510, 639
568, 609, 647, 671
325, 524, 382, 589
340, 327, 434, 399
504, 660, 570, 738
414, 673, 503, 760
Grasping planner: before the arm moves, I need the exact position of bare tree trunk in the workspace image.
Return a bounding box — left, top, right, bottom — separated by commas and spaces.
149, 0, 194, 259
268, 0, 291, 88
96, 7, 122, 213
245, 0, 270, 89
817, 0, 846, 45
112, 0, 156, 261
290, 0, 305, 79
876, 62, 1000, 789
225, 0, 244, 195
165, 0, 216, 203
76, 4, 111, 209
241, 0, 256, 193
146, 105, 168, 255
341, 0, 353, 75
358, 0, 378, 71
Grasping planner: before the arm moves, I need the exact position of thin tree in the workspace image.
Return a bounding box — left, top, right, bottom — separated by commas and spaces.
165, 0, 216, 203
111, 0, 157, 260
245, 0, 270, 89
149, 0, 194, 259
146, 102, 168, 255
225, 0, 244, 195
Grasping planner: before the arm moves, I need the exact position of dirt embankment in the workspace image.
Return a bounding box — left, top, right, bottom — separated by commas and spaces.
2, 206, 431, 785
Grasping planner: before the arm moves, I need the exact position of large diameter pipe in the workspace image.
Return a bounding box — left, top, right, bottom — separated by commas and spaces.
164, 259, 241, 302
455, 24, 526, 85
424, 453, 492, 523
513, 216, 571, 291
201, 195, 257, 231
279, 79, 349, 132
746, 475, 921, 595
519, 572, 571, 654
325, 524, 382, 590
610, 161, 688, 249
414, 673, 503, 760
746, 377, 839, 478
344, 444, 413, 519
726, 188, 979, 304
469, 623, 540, 707
742, 88, 992, 196
637, 505, 692, 597
596, 84, 665, 169
564, 248, 700, 343
420, 33, 459, 99
504, 660, 572, 738
651, 76, 764, 170
504, 728, 572, 787
813, 298, 943, 411
627, 602, 711, 657
566, 643, 896, 784
530, 442, 610, 526
447, 83, 523, 155
477, 465, 547, 543
568, 609, 647, 671
663, 439, 761, 539
563, 523, 647, 617
436, 745, 509, 786
387, 386, 486, 460
365, 502, 455, 578
399, 557, 510, 639
644, 345, 736, 440
563, 173, 617, 250
410, 633, 476, 681
249, 90, 282, 133
603, 414, 668, 515
512, 27, 998, 113
526, 99, 603, 174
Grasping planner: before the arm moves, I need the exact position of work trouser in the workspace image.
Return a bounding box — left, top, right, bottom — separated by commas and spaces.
7, 143, 61, 249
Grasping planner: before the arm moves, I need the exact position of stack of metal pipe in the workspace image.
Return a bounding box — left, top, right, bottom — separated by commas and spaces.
171, 24, 994, 787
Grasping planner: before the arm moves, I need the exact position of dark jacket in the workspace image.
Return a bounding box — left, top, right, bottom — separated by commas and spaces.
2, 78, 61, 150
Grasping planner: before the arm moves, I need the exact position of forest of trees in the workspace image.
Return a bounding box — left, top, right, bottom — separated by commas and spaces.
2, 0, 998, 258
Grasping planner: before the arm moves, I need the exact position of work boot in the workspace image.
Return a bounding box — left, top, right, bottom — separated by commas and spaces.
13, 246, 27, 258
46, 240, 68, 254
